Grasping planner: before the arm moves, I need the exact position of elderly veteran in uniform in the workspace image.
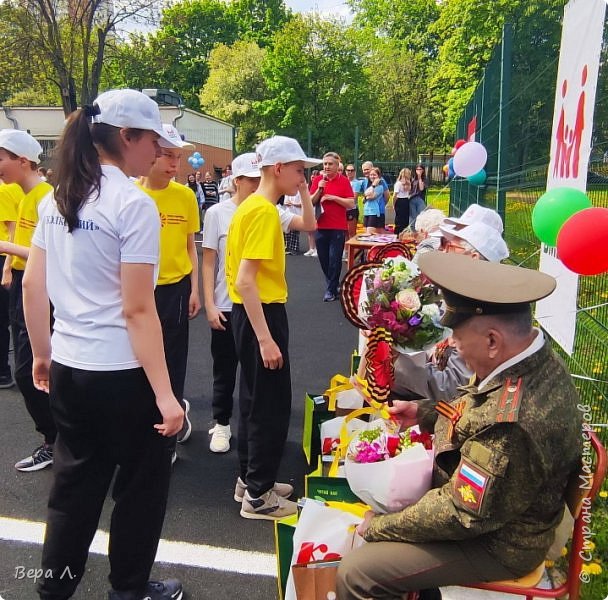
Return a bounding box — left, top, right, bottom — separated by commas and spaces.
391, 221, 510, 403
337, 252, 582, 600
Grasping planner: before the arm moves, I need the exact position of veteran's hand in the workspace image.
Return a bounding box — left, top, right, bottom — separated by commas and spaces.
356, 510, 376, 537
387, 400, 419, 430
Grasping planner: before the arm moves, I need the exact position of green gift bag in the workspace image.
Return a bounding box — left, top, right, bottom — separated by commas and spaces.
275, 513, 299, 599
302, 393, 333, 468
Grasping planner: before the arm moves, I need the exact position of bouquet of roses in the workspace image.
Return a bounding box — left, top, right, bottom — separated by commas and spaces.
344, 419, 434, 513
361, 257, 444, 352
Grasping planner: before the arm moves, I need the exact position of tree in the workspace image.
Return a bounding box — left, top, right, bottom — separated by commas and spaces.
199, 41, 268, 150
3, 0, 161, 115
0, 3, 39, 104
428, 0, 566, 141
109, 0, 242, 110
150, 0, 239, 108
259, 14, 370, 159
347, 0, 440, 57
227, 0, 292, 48
363, 43, 438, 161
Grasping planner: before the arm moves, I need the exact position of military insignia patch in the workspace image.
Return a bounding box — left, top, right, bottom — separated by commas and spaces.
453, 460, 489, 514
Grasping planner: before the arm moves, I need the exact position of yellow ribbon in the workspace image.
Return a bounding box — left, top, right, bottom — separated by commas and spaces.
323, 373, 395, 478
323, 374, 353, 411
328, 404, 391, 477
325, 500, 371, 518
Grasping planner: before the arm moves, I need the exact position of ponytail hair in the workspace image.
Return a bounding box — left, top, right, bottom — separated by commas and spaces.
54, 105, 146, 232
54, 108, 102, 233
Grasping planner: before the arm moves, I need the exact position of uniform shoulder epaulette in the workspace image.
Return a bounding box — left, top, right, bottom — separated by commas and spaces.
495, 377, 524, 423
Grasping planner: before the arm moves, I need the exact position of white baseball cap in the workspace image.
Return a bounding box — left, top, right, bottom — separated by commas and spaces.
256, 135, 321, 168
158, 124, 194, 149
444, 204, 504, 234
232, 152, 261, 178
91, 89, 179, 148
440, 222, 509, 263
0, 129, 43, 164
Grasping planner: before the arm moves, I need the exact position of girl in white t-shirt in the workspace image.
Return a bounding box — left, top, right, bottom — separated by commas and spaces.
21, 89, 185, 600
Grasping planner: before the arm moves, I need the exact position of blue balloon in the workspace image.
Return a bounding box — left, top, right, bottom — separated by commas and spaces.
198, 157, 205, 167
187, 157, 195, 166
193, 152, 201, 159
448, 157, 455, 179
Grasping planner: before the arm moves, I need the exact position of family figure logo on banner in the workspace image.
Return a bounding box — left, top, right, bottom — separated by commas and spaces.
535, 0, 606, 355
553, 66, 587, 180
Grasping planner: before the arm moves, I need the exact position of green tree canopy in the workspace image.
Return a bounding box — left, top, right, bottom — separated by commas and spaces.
199, 40, 268, 150
259, 14, 370, 159
227, 0, 292, 48
362, 42, 438, 161
347, 0, 440, 56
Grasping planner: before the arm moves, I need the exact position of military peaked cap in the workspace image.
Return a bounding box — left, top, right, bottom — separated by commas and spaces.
418, 252, 556, 328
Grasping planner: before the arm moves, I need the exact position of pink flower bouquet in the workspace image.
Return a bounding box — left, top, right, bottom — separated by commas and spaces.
345, 420, 434, 513
361, 257, 445, 352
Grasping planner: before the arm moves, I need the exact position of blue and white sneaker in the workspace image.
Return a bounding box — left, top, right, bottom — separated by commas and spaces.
240, 489, 297, 520
15, 444, 53, 472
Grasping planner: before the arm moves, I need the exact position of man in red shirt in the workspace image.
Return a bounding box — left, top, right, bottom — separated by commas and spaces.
310, 152, 355, 302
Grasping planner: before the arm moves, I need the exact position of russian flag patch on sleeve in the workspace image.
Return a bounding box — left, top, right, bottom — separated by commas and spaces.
453, 459, 490, 514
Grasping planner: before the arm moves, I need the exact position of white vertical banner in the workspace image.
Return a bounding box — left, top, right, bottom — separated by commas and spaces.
536, 0, 606, 354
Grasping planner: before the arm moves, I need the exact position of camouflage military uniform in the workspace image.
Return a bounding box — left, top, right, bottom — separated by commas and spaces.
337, 338, 582, 599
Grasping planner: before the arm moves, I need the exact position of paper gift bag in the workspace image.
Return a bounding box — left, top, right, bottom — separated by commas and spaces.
292, 560, 340, 600
284, 499, 365, 600
320, 417, 366, 455
344, 442, 433, 513
335, 388, 364, 416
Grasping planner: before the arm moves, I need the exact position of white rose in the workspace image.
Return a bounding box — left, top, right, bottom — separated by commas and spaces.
421, 304, 440, 319
395, 289, 421, 312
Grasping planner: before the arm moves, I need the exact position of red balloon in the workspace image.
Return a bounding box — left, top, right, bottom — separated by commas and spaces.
556, 207, 608, 275
450, 139, 466, 156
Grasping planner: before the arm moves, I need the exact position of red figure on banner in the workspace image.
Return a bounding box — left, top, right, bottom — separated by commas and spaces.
572, 65, 587, 178
553, 65, 587, 179
296, 542, 342, 564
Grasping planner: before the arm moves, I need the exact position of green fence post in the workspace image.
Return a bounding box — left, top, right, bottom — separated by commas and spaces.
496, 24, 512, 225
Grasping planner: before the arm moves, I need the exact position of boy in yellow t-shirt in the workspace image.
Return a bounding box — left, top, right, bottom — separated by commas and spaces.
0, 180, 21, 388
0, 129, 55, 472
136, 124, 200, 449
225, 136, 320, 520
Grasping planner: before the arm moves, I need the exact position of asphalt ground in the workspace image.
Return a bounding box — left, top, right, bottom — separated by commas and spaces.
0, 242, 360, 600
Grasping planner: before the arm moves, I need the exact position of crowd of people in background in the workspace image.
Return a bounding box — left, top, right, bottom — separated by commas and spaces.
188, 158, 430, 253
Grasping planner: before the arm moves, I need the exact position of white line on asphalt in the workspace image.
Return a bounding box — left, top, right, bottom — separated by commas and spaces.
0, 516, 277, 577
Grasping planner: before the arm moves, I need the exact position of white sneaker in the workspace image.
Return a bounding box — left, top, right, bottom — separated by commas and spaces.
311, 249, 318, 257
304, 249, 314, 256
209, 423, 231, 453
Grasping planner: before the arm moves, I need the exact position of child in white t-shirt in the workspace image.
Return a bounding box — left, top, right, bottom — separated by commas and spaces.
22, 89, 185, 600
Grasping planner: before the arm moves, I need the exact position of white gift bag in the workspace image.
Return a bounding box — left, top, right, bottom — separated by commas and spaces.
344, 438, 433, 514
319, 417, 366, 455
285, 500, 366, 600
335, 388, 365, 411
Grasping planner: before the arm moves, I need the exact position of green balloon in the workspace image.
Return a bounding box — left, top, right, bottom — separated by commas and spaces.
532, 187, 592, 246
467, 169, 486, 186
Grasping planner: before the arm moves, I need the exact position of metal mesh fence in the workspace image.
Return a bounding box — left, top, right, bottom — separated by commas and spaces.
451, 12, 608, 436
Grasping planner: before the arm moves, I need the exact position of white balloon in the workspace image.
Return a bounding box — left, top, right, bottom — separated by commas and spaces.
453, 141, 488, 177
